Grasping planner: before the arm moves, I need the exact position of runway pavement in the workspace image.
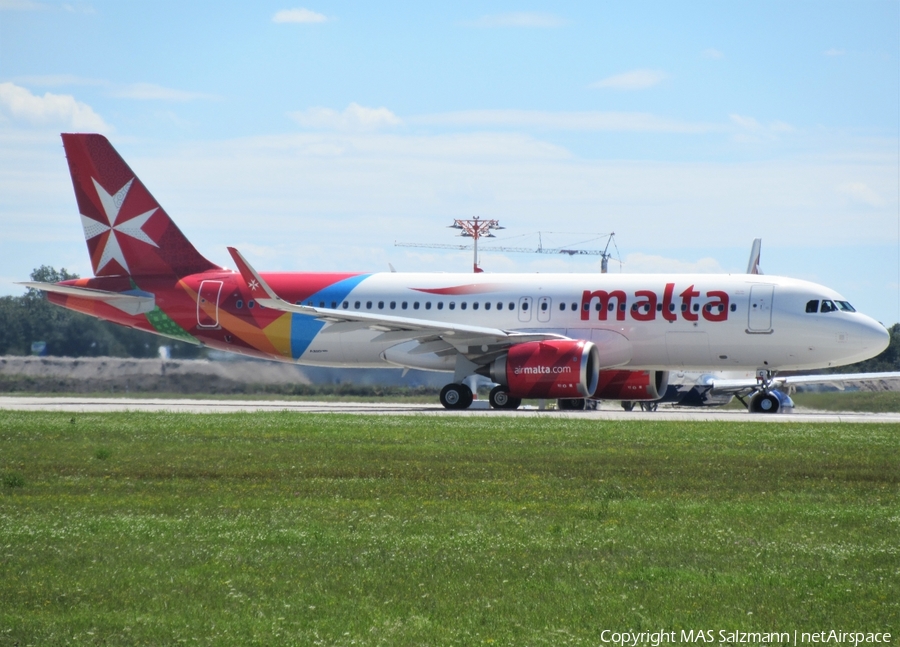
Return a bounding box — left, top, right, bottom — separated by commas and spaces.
1, 396, 898, 423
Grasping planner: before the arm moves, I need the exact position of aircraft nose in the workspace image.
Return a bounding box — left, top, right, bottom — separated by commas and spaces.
855, 316, 890, 357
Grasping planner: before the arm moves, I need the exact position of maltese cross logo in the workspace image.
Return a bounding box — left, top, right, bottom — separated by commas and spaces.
81, 177, 158, 274
248, 279, 260, 291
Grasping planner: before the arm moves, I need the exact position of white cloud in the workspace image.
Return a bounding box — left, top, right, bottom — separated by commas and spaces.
413, 110, 720, 134
590, 69, 667, 90
0, 82, 110, 131
702, 48, 724, 59
837, 182, 885, 207
467, 12, 566, 28
289, 103, 402, 131
60, 3, 95, 13
273, 7, 327, 23
729, 113, 795, 141
110, 82, 219, 102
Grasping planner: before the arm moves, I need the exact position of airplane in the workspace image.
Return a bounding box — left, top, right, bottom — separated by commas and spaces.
20, 134, 892, 412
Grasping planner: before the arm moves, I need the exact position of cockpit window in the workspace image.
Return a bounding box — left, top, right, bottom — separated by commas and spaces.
820, 300, 836, 313
836, 301, 856, 312
805, 300, 819, 313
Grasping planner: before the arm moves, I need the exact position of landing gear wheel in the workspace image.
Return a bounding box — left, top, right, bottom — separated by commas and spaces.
489, 386, 521, 410
621, 401, 635, 412
440, 383, 474, 410
750, 392, 780, 414
557, 398, 586, 411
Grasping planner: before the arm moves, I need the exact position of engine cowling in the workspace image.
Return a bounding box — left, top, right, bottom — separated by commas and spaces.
591, 369, 669, 401
480, 340, 600, 399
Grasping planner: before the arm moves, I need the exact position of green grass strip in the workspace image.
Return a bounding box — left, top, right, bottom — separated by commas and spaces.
1, 412, 897, 646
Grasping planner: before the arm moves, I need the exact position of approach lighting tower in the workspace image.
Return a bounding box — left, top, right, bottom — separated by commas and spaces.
450, 217, 504, 273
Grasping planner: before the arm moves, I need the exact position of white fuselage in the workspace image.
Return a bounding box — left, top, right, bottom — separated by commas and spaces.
291, 272, 888, 372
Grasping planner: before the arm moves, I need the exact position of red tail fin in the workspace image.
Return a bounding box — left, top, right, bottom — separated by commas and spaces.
61, 133, 219, 278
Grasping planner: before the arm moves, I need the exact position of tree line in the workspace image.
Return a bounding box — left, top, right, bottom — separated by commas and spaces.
0, 267, 203, 359
1, 266, 897, 373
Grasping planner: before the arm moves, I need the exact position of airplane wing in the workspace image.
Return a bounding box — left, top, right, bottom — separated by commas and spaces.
226, 248, 568, 361
17, 282, 156, 316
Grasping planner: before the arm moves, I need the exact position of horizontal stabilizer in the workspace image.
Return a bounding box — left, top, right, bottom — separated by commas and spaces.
19, 282, 155, 316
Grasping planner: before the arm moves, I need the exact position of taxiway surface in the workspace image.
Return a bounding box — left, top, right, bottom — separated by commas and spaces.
1, 396, 898, 423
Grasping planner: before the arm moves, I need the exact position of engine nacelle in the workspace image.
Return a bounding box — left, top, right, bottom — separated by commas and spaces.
480, 340, 600, 399
591, 369, 669, 401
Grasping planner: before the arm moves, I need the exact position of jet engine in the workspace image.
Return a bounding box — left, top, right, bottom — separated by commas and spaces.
591, 369, 669, 401
479, 339, 600, 399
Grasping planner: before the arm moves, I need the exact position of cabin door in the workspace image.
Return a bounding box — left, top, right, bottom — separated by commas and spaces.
197, 280, 223, 328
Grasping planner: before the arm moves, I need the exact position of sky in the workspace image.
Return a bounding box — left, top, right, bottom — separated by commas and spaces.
1, 0, 898, 325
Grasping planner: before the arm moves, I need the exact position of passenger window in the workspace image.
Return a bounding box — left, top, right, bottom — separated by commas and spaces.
693, 303, 700, 312
449, 302, 456, 310
354, 301, 360, 309
541, 302, 548, 311
249, 301, 255, 309
236, 300, 243, 309
413, 302, 419, 310
730, 304, 736, 312
806, 300, 819, 313
461, 302, 467, 310
438, 302, 444, 310
378, 301, 384, 309
473, 302, 479, 310
508, 302, 515, 310
402, 302, 408, 309
571, 303, 577, 311
522, 302, 529, 311
390, 301, 396, 309
425, 302, 432, 310
657, 304, 663, 311
330, 301, 337, 309
485, 302, 491, 310
559, 303, 566, 311
319, 301, 325, 308
366, 301, 372, 309
342, 301, 348, 309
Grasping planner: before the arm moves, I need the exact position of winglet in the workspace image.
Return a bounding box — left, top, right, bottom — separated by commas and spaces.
227, 247, 281, 302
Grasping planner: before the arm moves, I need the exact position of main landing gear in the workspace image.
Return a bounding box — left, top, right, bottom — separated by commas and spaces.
489, 386, 521, 410
557, 398, 586, 411
438, 384, 523, 410
439, 383, 473, 410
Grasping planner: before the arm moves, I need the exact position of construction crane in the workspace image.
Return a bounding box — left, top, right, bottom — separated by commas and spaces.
395, 224, 620, 273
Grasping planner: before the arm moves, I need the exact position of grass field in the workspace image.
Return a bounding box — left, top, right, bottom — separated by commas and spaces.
1, 412, 898, 646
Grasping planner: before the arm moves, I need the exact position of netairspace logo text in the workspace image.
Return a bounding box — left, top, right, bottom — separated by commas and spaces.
598, 630, 893, 647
